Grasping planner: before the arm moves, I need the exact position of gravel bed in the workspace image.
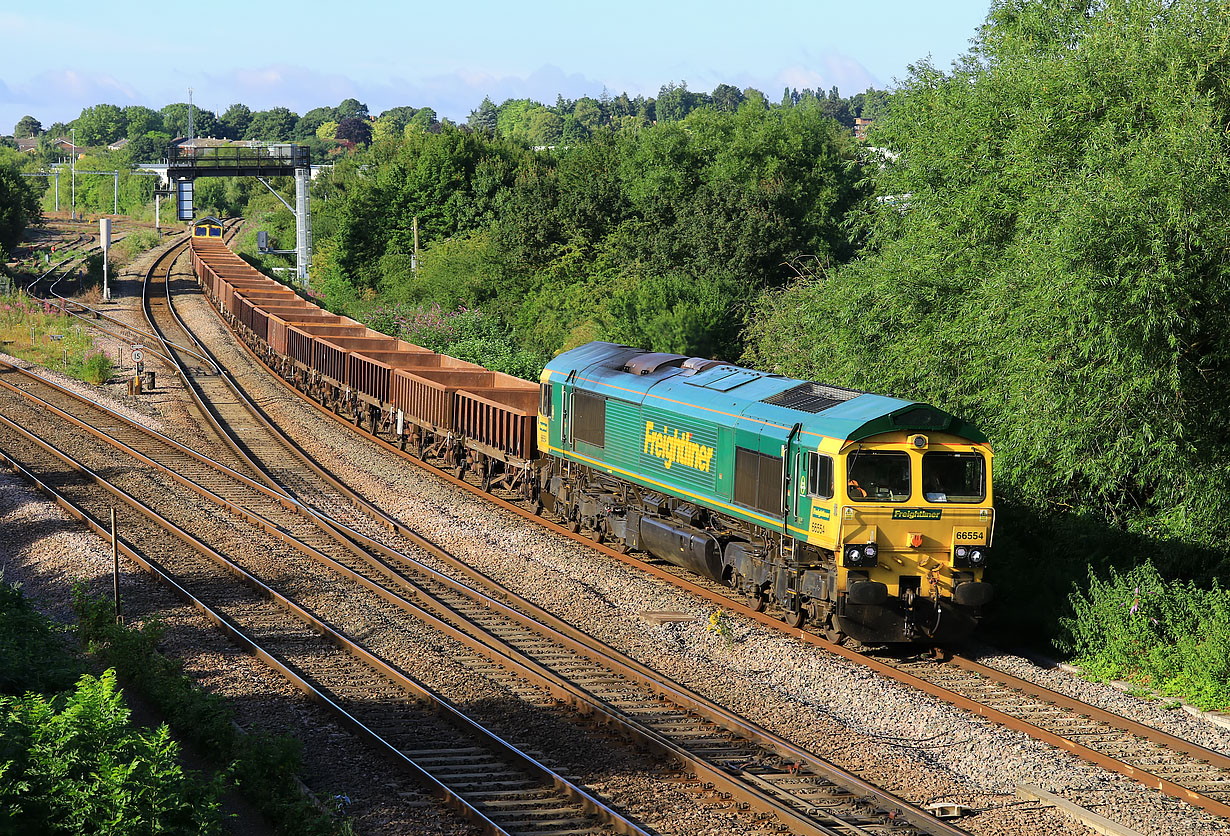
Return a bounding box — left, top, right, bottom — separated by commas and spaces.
969, 644, 1230, 753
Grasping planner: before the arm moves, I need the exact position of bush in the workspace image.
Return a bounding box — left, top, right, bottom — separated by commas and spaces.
72, 585, 351, 836
1058, 562, 1230, 710
0, 669, 225, 835
78, 350, 113, 385
362, 302, 546, 380
0, 579, 79, 696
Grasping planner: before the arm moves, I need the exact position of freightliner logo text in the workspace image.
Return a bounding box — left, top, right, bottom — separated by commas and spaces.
644, 421, 715, 471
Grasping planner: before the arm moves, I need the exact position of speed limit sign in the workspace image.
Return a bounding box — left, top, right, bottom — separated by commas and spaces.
131, 346, 144, 364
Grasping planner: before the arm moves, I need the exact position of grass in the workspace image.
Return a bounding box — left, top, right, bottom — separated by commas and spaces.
0, 292, 114, 385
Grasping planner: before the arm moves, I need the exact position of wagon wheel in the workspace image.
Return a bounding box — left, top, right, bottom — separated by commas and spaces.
481, 469, 493, 492
454, 462, 467, 480
398, 435, 407, 452
745, 585, 767, 613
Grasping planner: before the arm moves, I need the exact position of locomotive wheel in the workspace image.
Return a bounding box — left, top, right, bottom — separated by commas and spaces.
784, 607, 807, 629
823, 618, 847, 645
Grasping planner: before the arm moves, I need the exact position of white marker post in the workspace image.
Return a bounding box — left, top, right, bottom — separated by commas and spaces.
99, 218, 112, 301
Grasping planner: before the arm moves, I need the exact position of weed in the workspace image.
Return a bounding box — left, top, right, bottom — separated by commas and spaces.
72, 584, 352, 835
707, 609, 735, 646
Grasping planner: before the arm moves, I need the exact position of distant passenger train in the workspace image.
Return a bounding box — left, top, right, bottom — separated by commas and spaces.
193, 234, 994, 644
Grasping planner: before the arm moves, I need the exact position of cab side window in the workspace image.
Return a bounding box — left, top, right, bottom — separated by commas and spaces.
806, 453, 834, 499
539, 382, 552, 417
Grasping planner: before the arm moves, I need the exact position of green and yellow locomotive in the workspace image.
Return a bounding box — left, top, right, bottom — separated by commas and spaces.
537, 342, 994, 644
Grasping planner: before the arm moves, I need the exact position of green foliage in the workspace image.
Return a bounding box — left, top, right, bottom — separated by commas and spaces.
159, 103, 217, 140
0, 669, 225, 835
14, 116, 41, 139
0, 156, 39, 251
308, 97, 864, 364
71, 585, 349, 836
72, 103, 125, 146
361, 302, 545, 379
245, 107, 298, 142
1059, 562, 1230, 710
0, 580, 78, 696
745, 0, 1230, 552
78, 350, 114, 385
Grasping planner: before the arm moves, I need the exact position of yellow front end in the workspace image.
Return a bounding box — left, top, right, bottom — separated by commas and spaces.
832, 432, 994, 643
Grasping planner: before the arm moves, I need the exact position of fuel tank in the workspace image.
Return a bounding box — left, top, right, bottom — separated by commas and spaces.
638, 516, 725, 582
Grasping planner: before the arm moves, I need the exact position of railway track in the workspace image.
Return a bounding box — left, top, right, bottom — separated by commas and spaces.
0, 392, 642, 836
140, 237, 968, 834
0, 236, 974, 834
185, 239, 1230, 830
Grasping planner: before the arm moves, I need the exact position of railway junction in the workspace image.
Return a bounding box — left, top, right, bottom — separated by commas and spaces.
1, 230, 1229, 836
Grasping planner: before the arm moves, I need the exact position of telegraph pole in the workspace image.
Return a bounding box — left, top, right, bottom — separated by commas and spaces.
71, 128, 76, 220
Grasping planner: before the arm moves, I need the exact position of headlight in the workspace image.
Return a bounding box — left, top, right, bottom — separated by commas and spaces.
953, 545, 988, 568
845, 544, 877, 567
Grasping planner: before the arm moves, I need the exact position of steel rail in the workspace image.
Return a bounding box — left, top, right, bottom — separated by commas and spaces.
196, 248, 1230, 825
0, 395, 651, 836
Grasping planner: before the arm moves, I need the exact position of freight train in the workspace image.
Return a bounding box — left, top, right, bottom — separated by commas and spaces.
192, 235, 994, 644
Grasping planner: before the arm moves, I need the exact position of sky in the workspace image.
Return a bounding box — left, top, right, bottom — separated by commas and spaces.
0, 1, 991, 135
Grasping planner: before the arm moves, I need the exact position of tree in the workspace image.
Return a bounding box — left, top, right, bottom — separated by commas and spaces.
712, 83, 744, 113
746, 0, 1230, 558
316, 121, 339, 142
219, 103, 252, 140
0, 158, 40, 251
378, 106, 418, 134
741, 88, 769, 110
294, 106, 334, 141
657, 81, 702, 122
572, 97, 605, 133
334, 98, 369, 122
13, 116, 41, 138
73, 104, 125, 146
122, 106, 162, 139
125, 131, 172, 162
335, 117, 371, 146
525, 108, 563, 145
468, 97, 498, 134
244, 107, 298, 141
161, 103, 218, 139
408, 107, 438, 131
